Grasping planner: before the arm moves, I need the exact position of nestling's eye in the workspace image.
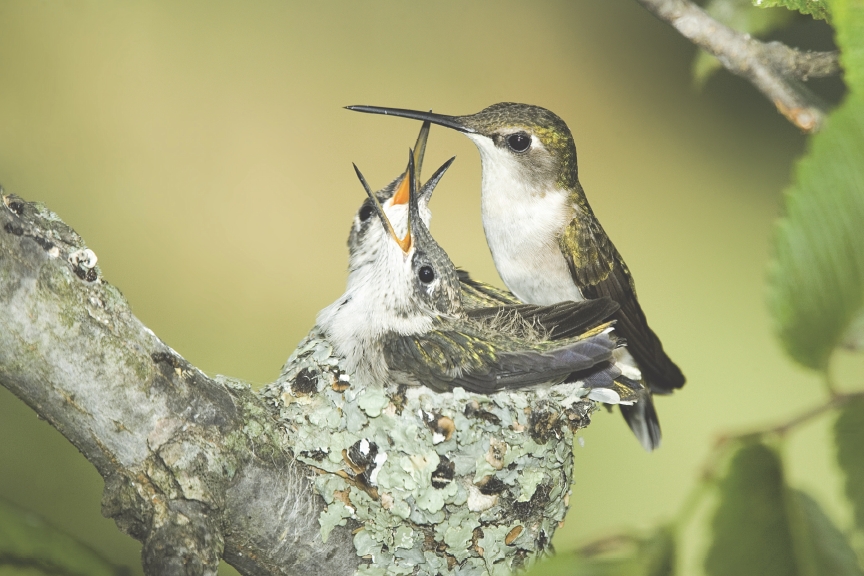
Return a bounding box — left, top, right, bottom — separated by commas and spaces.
506, 132, 531, 153
358, 203, 374, 222
418, 265, 435, 283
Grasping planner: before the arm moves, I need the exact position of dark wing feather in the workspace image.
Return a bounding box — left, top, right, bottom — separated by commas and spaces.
466, 298, 619, 341
382, 328, 618, 394
559, 211, 685, 394
456, 269, 520, 307
486, 336, 618, 390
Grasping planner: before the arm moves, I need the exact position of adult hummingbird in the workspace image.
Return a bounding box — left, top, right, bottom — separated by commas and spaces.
346, 103, 685, 450
318, 150, 632, 399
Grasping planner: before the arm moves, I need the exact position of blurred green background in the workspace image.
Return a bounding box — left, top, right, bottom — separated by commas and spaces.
0, 1, 857, 574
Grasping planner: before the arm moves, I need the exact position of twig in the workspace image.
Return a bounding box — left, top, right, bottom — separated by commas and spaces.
712, 390, 864, 446
636, 0, 841, 132
761, 41, 840, 80
761, 390, 862, 437
575, 533, 640, 557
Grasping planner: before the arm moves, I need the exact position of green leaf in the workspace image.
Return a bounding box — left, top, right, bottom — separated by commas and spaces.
768, 0, 864, 371
768, 101, 864, 370
752, 0, 830, 20
705, 442, 798, 576
693, 0, 794, 86
835, 397, 864, 531
525, 528, 675, 576
831, 0, 864, 94
787, 489, 863, 576
841, 309, 864, 352
0, 499, 128, 576
768, 113, 864, 367
641, 527, 676, 576
706, 442, 863, 576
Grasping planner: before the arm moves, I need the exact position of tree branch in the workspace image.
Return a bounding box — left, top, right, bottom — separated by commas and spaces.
1, 189, 602, 575
636, 0, 841, 132
0, 192, 358, 576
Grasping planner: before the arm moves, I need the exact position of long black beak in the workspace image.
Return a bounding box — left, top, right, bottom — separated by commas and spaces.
346, 105, 475, 134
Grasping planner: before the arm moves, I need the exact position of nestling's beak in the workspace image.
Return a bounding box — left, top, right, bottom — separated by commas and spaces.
391, 171, 410, 207
353, 163, 412, 253
346, 105, 476, 134
418, 156, 455, 206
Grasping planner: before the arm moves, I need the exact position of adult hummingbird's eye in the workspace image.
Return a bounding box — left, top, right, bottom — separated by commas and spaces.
358, 203, 374, 222
418, 265, 435, 283
506, 132, 531, 153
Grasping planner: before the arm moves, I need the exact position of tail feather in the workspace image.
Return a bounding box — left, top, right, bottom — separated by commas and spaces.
619, 387, 662, 451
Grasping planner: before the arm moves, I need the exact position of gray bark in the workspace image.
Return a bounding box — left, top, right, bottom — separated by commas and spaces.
0, 192, 359, 576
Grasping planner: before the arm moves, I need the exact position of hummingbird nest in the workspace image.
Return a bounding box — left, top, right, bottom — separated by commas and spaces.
262, 329, 599, 576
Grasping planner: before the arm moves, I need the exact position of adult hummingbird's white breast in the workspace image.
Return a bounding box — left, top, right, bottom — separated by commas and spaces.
468, 135, 583, 306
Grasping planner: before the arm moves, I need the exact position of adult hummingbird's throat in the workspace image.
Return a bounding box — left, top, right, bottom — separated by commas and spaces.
346, 105, 475, 134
